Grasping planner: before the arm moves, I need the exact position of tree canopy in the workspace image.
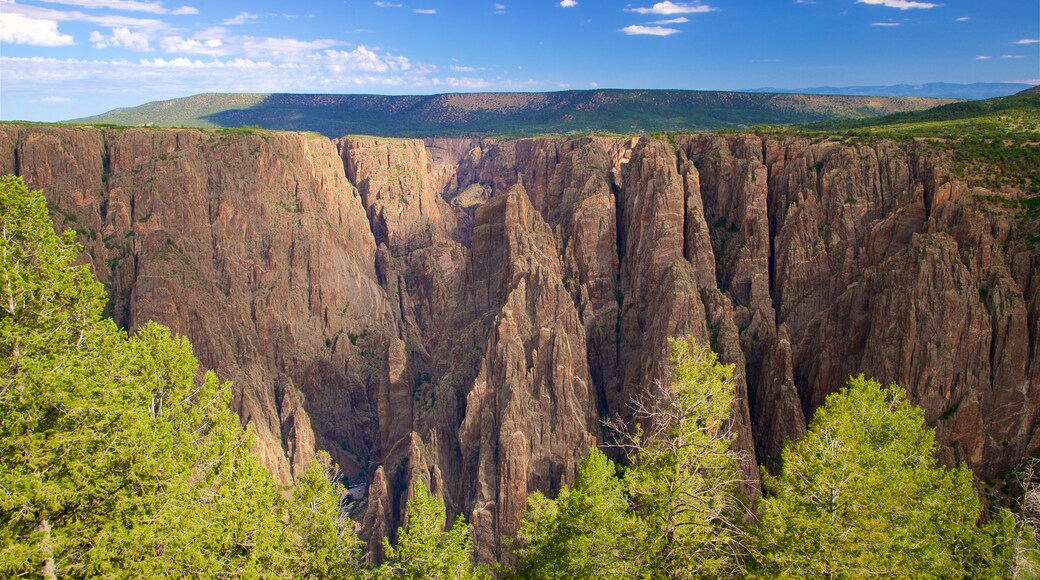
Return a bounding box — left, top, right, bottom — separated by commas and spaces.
509, 448, 644, 579
513, 336, 749, 578
618, 336, 750, 577
511, 356, 1028, 578
0, 175, 359, 577
753, 376, 1016, 578
0, 174, 286, 575
379, 480, 487, 579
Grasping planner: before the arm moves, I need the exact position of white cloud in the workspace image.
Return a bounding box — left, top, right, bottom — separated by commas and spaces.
0, 53, 449, 95
413, 8, 436, 14
627, 2, 715, 15
325, 46, 411, 73
559, 0, 577, 7
870, 21, 900, 26
31, 96, 75, 103
856, 0, 939, 9
374, 1, 402, 7
451, 64, 477, 72
222, 12, 259, 25
90, 26, 151, 50
975, 55, 991, 60
1014, 39, 1039, 45
160, 35, 225, 55
652, 17, 689, 24
494, 3, 505, 13
33, 0, 197, 15
955, 16, 969, 22
1002, 55, 1024, 59
589, 81, 599, 88
241, 36, 341, 59
0, 13, 75, 46
620, 24, 681, 35
3, 3, 173, 33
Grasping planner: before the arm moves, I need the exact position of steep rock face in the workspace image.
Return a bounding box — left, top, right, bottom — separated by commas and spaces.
4, 124, 1038, 560
682, 134, 1039, 476
0, 125, 396, 486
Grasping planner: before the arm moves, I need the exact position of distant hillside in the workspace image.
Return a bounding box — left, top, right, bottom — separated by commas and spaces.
71, 90, 954, 138
79, 93, 268, 129
745, 82, 1034, 100
795, 87, 1040, 193
804, 86, 1040, 135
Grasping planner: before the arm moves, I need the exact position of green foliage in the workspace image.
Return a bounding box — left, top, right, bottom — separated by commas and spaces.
379, 480, 487, 579
791, 90, 1040, 194
0, 175, 346, 577
620, 336, 749, 577
510, 448, 645, 579
515, 337, 749, 578
1, 174, 120, 576
753, 376, 1016, 578
285, 451, 366, 578
94, 325, 294, 577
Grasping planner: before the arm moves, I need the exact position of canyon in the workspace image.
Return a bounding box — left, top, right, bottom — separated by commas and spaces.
1, 124, 1037, 562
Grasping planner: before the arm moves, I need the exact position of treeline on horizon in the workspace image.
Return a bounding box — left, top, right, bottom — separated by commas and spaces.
1, 174, 1038, 578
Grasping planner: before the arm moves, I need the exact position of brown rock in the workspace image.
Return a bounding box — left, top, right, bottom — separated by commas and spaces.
6, 123, 1037, 559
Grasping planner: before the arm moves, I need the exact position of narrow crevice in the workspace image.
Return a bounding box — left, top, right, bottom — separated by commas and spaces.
876, 145, 886, 216
396, 275, 407, 341
764, 137, 780, 326
338, 139, 381, 245
610, 172, 625, 395
678, 146, 691, 263
12, 133, 20, 177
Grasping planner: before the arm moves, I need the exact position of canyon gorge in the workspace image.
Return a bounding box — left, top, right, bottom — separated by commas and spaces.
2, 124, 1037, 562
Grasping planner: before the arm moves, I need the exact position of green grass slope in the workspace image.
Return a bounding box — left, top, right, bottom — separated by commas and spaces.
73, 93, 270, 129
805, 86, 1040, 137
71, 89, 953, 138
776, 86, 1040, 246
790, 87, 1040, 192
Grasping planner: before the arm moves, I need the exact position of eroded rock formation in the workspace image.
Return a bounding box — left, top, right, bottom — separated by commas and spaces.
2, 124, 1036, 561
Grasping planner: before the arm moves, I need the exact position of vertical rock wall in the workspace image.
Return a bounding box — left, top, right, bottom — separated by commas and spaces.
2, 124, 1037, 561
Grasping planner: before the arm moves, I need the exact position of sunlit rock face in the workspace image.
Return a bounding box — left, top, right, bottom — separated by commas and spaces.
4, 124, 1036, 561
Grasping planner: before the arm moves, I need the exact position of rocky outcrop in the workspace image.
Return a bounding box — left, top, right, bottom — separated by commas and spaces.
0, 125, 395, 486
3, 124, 1037, 562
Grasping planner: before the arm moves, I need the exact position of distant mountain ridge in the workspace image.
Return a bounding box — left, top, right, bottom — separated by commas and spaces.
745, 82, 1034, 100
71, 89, 954, 138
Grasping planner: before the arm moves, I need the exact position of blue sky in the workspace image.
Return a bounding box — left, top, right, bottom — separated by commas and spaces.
1, 0, 1038, 121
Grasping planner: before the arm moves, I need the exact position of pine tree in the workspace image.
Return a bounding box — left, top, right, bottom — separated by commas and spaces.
753, 375, 1016, 578
285, 451, 366, 577
0, 175, 309, 576
510, 448, 644, 579
609, 336, 751, 577
379, 480, 487, 579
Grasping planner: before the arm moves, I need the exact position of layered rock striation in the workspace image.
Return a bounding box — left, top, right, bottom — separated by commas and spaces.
2, 124, 1036, 560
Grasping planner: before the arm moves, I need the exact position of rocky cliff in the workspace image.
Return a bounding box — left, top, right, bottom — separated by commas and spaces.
2, 124, 1037, 561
